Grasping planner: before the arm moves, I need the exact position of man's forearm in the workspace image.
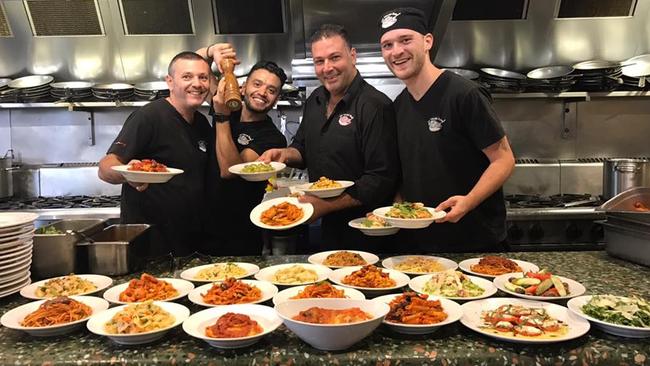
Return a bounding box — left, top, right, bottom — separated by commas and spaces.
98, 154, 126, 184
466, 159, 514, 209
283, 147, 304, 168
215, 123, 245, 178
320, 193, 362, 216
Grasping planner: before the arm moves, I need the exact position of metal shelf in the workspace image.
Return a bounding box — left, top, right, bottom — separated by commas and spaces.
492, 91, 650, 100
0, 100, 302, 109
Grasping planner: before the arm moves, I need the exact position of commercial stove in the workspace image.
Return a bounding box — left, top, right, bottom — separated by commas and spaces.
0, 195, 120, 221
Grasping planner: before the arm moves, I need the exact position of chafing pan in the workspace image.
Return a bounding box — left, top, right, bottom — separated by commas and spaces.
8, 75, 54, 89
480, 68, 526, 80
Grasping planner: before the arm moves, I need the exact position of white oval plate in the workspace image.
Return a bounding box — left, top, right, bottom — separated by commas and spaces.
111, 165, 184, 184
567, 295, 650, 338
249, 197, 313, 230
254, 263, 332, 286
86, 301, 190, 345
293, 180, 354, 198
381, 255, 458, 275
493, 273, 586, 301
102, 278, 194, 304
188, 280, 278, 307
1, 296, 109, 336
308, 250, 380, 269
182, 304, 282, 349
460, 297, 590, 344
0, 212, 39, 230
372, 206, 445, 229
21, 274, 114, 299
348, 218, 399, 236
0, 277, 31, 298
458, 257, 540, 278
409, 273, 497, 301
179, 262, 260, 283
328, 266, 410, 296
372, 293, 462, 335
272, 283, 366, 306
228, 162, 286, 182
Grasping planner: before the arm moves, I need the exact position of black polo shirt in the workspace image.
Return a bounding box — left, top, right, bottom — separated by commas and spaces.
394, 71, 507, 252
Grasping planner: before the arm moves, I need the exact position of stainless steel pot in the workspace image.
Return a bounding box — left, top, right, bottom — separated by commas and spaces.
0, 150, 14, 198
603, 158, 650, 200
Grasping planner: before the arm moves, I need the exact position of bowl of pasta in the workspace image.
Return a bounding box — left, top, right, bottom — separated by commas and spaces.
373, 202, 445, 229
86, 301, 190, 345
292, 177, 354, 198
111, 161, 183, 184
308, 250, 379, 268
228, 162, 286, 182
372, 292, 462, 335
20, 274, 113, 300
250, 197, 313, 230
188, 279, 278, 307
272, 282, 366, 306
328, 265, 410, 296
179, 262, 260, 283
382, 255, 458, 275
182, 304, 283, 349
254, 263, 332, 287
102, 273, 194, 304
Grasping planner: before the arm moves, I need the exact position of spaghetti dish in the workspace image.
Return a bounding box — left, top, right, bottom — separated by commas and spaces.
104, 301, 175, 334
470, 256, 523, 276
481, 304, 568, 338
241, 163, 274, 173
386, 202, 433, 219
260, 202, 304, 226
342, 265, 396, 288
195, 263, 248, 281
292, 307, 372, 324
205, 313, 263, 338
385, 292, 448, 325
201, 278, 262, 305
35, 275, 97, 298
309, 177, 342, 189
323, 251, 367, 266
118, 273, 179, 302
128, 159, 168, 172
290, 282, 347, 299
20, 297, 92, 327
394, 257, 445, 273
272, 265, 318, 284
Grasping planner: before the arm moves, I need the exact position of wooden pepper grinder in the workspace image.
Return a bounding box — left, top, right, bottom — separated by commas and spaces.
220, 58, 242, 111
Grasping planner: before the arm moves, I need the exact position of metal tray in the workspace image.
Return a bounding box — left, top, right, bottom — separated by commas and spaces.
601, 220, 650, 267
598, 187, 650, 224
79, 224, 150, 275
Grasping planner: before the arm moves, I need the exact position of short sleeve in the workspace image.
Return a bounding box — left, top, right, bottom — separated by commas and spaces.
459, 87, 505, 150
106, 109, 153, 162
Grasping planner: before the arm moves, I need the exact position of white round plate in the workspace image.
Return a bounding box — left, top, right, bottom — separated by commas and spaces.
0, 224, 34, 239
0, 241, 32, 256
372, 293, 462, 335
409, 273, 497, 301
228, 162, 286, 182
0, 243, 32, 261
348, 218, 399, 236
0, 277, 31, 298
0, 213, 39, 230
272, 283, 366, 306
179, 262, 260, 283
254, 263, 332, 286
381, 255, 458, 275
0, 245, 32, 265
567, 295, 650, 338
250, 197, 313, 230
292, 180, 354, 198
372, 206, 445, 229
111, 165, 184, 184
103, 278, 194, 304
493, 273, 586, 301
460, 297, 590, 344
328, 266, 410, 296
458, 257, 540, 278
1, 296, 109, 336
86, 301, 189, 345
21, 274, 113, 299
0, 236, 32, 250
188, 280, 278, 307
308, 250, 380, 268
0, 228, 35, 244
0, 257, 31, 276
182, 304, 282, 349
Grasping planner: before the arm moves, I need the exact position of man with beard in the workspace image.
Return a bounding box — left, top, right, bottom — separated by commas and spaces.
378, 8, 515, 252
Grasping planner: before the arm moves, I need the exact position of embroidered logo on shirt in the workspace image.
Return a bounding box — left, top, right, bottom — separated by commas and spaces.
381, 12, 401, 28
427, 117, 445, 132
198, 140, 207, 152
338, 113, 354, 126
237, 133, 253, 146
114, 141, 127, 147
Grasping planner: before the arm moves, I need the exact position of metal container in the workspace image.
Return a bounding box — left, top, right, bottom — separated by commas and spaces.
603, 158, 650, 200
0, 150, 14, 198
601, 220, 650, 267
80, 224, 150, 275
598, 187, 650, 224
11, 165, 40, 198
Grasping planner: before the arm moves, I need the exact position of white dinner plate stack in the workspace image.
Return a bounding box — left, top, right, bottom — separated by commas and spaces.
0, 212, 39, 298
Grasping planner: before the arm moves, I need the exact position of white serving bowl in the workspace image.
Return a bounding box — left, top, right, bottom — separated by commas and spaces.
328, 266, 410, 297
182, 304, 282, 349
179, 262, 260, 283
254, 263, 332, 287
409, 272, 497, 301
372, 293, 462, 335
292, 180, 354, 198
102, 278, 194, 304
20, 274, 113, 300
372, 206, 445, 229
458, 257, 540, 278
493, 273, 586, 301
111, 165, 183, 184
348, 218, 399, 236
274, 298, 389, 351
381, 255, 458, 275
249, 197, 314, 230
188, 280, 278, 307
272, 283, 366, 306
567, 295, 650, 338
228, 162, 286, 182
307, 250, 380, 268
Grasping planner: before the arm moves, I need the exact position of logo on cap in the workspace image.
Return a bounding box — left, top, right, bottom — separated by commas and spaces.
237, 133, 253, 146
338, 113, 354, 126
427, 117, 445, 132
381, 12, 401, 29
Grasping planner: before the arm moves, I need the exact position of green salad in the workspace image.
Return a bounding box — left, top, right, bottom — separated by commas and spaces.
582, 295, 650, 328
36, 225, 64, 235
241, 163, 274, 173
423, 269, 485, 297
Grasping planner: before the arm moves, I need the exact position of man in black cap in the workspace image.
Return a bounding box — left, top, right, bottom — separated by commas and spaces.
378, 7, 515, 252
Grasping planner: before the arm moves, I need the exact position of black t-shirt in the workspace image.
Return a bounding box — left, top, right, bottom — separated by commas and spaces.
107, 98, 213, 256
394, 71, 507, 252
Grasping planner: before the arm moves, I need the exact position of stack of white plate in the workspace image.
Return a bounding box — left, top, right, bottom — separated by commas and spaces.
0, 212, 38, 298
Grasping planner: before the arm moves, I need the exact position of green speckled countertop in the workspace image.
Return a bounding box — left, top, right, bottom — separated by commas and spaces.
1, 251, 649, 365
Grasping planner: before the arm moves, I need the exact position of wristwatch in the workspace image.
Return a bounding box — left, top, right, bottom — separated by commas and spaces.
212, 113, 231, 123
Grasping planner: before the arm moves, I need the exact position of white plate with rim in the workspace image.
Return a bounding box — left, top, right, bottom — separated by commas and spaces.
460, 297, 590, 344
103, 277, 194, 304
0, 242, 32, 260
188, 280, 278, 307
21, 274, 113, 299
0, 271, 31, 290
409, 273, 497, 301
308, 250, 380, 268
0, 245, 32, 265
372, 206, 445, 229
0, 228, 35, 244
348, 218, 399, 236
228, 161, 286, 182
493, 273, 586, 301
0, 212, 39, 230
328, 266, 410, 296
86, 301, 190, 345
182, 304, 282, 349
381, 255, 458, 275
111, 165, 184, 184
0, 225, 34, 239
458, 257, 540, 278
179, 262, 260, 283
0, 277, 30, 298
272, 283, 366, 306
254, 263, 332, 286
0, 237, 32, 250
1, 296, 109, 336
250, 197, 313, 230
292, 180, 354, 198
0, 257, 31, 276
372, 293, 462, 335
567, 295, 650, 338
0, 241, 32, 256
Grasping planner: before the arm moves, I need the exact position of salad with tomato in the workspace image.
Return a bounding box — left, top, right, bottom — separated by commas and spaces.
503, 269, 569, 297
